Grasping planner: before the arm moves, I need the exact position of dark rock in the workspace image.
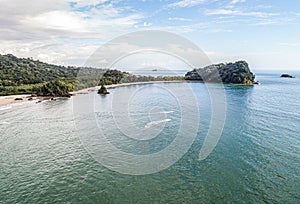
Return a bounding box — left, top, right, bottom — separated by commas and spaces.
14, 98, 23, 101
98, 85, 110, 95
280, 74, 295, 78
59, 93, 73, 98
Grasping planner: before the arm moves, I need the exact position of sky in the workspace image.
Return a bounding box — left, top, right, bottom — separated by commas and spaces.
0, 0, 300, 70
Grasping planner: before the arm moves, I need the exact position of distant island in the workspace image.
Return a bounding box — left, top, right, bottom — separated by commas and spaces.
185, 61, 255, 84
0, 54, 256, 97
280, 74, 295, 78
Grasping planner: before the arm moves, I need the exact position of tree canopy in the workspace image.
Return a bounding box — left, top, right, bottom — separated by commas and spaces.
0, 54, 105, 96
185, 61, 255, 84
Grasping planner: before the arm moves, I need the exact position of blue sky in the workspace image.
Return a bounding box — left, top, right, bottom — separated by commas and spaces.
0, 0, 300, 70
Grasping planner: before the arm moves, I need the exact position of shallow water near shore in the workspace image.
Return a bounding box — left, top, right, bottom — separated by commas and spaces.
0, 72, 299, 203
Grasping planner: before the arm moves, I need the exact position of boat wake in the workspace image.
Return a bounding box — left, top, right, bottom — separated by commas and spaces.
152, 110, 175, 114
145, 118, 171, 128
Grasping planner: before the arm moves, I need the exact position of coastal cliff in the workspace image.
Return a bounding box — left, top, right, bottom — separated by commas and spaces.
185, 61, 255, 84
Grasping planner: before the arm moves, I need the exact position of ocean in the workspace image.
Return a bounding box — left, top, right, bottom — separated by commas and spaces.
0, 72, 299, 203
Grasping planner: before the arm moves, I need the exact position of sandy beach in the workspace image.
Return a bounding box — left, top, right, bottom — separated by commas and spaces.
0, 94, 33, 108
0, 95, 55, 108
70, 80, 186, 95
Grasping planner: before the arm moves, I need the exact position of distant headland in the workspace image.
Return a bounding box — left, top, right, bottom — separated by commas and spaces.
185, 61, 255, 85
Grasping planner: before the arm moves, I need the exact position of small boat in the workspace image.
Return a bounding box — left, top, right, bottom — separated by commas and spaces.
152, 69, 158, 71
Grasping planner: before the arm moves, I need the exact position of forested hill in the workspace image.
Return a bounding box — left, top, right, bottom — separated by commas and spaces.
185, 61, 255, 84
0, 54, 106, 96
0, 54, 182, 96
0, 54, 79, 86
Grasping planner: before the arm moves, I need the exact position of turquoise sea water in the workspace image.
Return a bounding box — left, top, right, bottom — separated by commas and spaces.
0, 72, 299, 203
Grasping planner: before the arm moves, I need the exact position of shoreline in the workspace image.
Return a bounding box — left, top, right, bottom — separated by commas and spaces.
0, 80, 256, 108
0, 81, 185, 108
70, 79, 257, 95
0, 95, 60, 109
0, 94, 33, 109
70, 80, 186, 95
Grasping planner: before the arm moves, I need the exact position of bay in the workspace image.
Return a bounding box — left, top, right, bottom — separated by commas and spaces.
0, 72, 299, 203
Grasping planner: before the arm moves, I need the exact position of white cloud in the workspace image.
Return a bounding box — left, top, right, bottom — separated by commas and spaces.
205, 9, 279, 18
230, 0, 246, 4
0, 39, 100, 66
22, 11, 88, 32
168, 17, 192, 21
0, 0, 144, 41
210, 29, 233, 33
90, 3, 122, 17
0, 0, 146, 65
0, 0, 70, 16
204, 51, 216, 56
152, 22, 208, 34
205, 9, 239, 15
72, 0, 108, 8
168, 0, 207, 8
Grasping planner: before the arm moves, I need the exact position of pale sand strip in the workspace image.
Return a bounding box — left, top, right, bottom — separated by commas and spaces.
0, 94, 32, 108
70, 80, 186, 95
0, 95, 54, 108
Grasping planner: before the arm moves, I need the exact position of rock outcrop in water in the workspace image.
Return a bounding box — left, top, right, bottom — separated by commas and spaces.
280, 74, 295, 78
98, 85, 110, 95
185, 61, 255, 84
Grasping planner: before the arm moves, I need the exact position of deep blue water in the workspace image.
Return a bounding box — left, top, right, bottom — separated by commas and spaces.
0, 72, 299, 203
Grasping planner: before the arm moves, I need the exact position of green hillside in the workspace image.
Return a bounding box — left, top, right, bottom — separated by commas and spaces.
0, 54, 78, 86
0, 54, 105, 96
185, 61, 255, 84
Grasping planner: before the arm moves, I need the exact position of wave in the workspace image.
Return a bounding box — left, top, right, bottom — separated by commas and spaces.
0, 121, 10, 125
0, 106, 12, 111
152, 110, 175, 114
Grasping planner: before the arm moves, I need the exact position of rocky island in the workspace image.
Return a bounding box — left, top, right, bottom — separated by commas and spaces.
185, 61, 255, 84
280, 74, 295, 78
98, 85, 110, 95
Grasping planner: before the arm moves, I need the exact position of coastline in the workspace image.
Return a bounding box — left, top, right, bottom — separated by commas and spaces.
70, 80, 186, 95
0, 79, 256, 108
0, 95, 60, 109
0, 81, 185, 108
0, 94, 32, 109
70, 79, 257, 95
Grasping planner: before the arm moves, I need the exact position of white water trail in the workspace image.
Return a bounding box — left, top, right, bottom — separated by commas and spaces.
145, 118, 171, 129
